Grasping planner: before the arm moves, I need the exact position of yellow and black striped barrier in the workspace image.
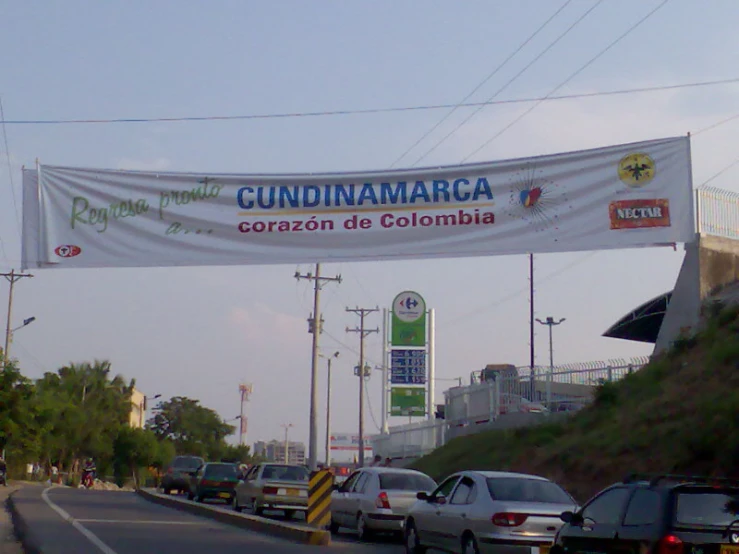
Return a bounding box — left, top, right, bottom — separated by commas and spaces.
307, 469, 334, 528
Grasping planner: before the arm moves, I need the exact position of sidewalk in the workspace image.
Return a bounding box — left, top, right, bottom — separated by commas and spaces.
0, 483, 23, 554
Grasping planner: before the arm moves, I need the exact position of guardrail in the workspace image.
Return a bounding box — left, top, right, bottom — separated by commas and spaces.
373, 358, 649, 460
696, 186, 739, 239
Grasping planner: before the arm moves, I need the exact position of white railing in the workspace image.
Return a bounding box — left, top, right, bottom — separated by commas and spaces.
372, 358, 649, 460
697, 186, 739, 239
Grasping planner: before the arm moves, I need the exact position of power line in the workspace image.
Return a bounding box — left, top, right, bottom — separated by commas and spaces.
461, 0, 672, 163
698, 157, 739, 188
412, 0, 605, 167
0, 97, 21, 241
0, 78, 733, 129
693, 111, 739, 137
389, 0, 574, 168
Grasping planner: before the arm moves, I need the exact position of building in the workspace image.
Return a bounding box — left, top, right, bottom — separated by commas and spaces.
129, 388, 146, 428
253, 440, 306, 465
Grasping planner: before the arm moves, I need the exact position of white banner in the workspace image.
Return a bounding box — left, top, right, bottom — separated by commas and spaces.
21, 136, 694, 270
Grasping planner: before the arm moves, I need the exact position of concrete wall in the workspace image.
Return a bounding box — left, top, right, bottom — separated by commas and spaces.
655, 234, 739, 354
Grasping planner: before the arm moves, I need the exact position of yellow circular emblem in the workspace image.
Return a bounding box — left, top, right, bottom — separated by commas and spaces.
618, 152, 655, 188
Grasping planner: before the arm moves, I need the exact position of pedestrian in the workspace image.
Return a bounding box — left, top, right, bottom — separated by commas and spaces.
369, 455, 382, 467
382, 457, 392, 467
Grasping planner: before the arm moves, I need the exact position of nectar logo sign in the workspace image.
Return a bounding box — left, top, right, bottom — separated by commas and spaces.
609, 199, 671, 230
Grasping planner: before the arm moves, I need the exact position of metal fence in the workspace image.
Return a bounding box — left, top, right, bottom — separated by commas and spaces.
696, 186, 739, 239
372, 357, 650, 460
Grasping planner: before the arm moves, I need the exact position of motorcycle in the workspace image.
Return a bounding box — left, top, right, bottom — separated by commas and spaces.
81, 468, 95, 489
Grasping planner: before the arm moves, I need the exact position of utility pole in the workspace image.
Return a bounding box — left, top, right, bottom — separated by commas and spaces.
529, 253, 535, 400
281, 423, 294, 464
536, 316, 566, 409
239, 383, 253, 446
2, 270, 33, 366
346, 306, 379, 467
294, 264, 341, 471
320, 351, 340, 467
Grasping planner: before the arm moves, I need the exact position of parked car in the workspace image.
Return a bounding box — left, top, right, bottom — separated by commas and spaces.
233, 463, 310, 518
187, 462, 239, 503
553, 473, 739, 554
331, 467, 437, 540
499, 393, 548, 414
405, 470, 577, 554
161, 455, 204, 495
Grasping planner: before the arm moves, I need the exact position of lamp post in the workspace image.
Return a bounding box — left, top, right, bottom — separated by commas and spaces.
4, 316, 36, 364
140, 394, 161, 427
281, 423, 294, 464
320, 351, 340, 467
535, 316, 566, 408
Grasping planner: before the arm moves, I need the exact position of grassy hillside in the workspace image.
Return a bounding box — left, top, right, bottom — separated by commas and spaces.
410, 302, 739, 503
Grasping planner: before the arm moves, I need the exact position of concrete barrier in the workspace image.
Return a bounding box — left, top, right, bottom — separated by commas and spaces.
136, 488, 331, 546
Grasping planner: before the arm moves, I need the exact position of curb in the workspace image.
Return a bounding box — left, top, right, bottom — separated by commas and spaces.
136, 489, 331, 546
6, 488, 43, 554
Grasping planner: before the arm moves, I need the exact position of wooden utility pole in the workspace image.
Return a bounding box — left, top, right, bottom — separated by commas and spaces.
346, 306, 379, 467
2, 270, 33, 366
294, 264, 341, 470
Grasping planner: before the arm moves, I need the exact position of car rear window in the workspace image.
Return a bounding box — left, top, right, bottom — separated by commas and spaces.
205, 464, 237, 478
674, 490, 739, 526
379, 473, 436, 492
262, 465, 310, 481
486, 478, 573, 504
173, 457, 203, 469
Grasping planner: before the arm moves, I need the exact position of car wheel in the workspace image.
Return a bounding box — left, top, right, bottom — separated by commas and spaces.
233, 495, 242, 513
187, 492, 194, 501
284, 510, 295, 519
357, 512, 373, 541
163, 488, 171, 495
250, 498, 263, 516
404, 520, 427, 554
461, 533, 480, 554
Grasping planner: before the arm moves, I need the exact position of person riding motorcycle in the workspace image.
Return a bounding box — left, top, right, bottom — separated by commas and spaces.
81, 458, 96, 488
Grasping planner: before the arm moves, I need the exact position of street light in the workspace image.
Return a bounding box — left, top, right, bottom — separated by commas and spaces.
320, 351, 340, 466
281, 423, 294, 464
4, 316, 36, 364
536, 316, 566, 408
139, 394, 162, 427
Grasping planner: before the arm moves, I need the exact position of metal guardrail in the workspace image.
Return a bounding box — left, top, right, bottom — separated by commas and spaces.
696, 186, 739, 239
373, 359, 649, 460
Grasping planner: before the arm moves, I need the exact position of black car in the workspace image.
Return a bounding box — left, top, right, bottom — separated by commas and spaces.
161, 455, 205, 494
552, 474, 739, 554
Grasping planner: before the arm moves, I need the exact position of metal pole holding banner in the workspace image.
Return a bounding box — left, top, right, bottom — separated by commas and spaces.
307, 469, 334, 529
427, 309, 436, 421
381, 308, 389, 434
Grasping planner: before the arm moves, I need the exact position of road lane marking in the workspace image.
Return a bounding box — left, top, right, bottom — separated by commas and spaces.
77, 519, 206, 525
41, 487, 118, 554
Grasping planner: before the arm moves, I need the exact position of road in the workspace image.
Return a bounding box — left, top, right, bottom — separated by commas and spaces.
11, 485, 404, 554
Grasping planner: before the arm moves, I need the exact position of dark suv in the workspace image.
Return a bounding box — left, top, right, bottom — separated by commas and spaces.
553, 474, 739, 554
161, 455, 205, 495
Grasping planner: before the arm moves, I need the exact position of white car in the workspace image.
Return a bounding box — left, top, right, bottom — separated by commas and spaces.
330, 467, 437, 540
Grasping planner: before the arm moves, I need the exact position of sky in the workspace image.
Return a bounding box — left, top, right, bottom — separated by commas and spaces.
1, 0, 739, 459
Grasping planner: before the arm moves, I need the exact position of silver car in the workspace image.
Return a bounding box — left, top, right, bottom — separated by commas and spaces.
330, 467, 437, 540
404, 470, 578, 554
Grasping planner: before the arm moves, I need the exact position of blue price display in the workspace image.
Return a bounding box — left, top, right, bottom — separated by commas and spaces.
390, 374, 426, 385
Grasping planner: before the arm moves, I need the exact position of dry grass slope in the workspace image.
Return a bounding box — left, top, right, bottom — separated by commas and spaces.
410, 302, 739, 503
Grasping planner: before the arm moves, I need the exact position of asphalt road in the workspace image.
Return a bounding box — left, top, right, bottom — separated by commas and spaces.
11, 486, 404, 554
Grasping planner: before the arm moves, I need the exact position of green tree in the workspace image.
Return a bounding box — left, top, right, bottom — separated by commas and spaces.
219, 444, 252, 464
0, 362, 40, 474
112, 427, 158, 487
147, 396, 235, 459
35, 360, 134, 477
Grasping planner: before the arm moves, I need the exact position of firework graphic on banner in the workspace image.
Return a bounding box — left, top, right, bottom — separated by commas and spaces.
503, 164, 572, 233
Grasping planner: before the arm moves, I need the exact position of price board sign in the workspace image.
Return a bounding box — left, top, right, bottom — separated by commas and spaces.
390, 349, 426, 385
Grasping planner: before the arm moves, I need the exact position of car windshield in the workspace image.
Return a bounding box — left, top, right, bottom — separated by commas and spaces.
204, 464, 237, 479
174, 457, 203, 469
379, 472, 436, 492
487, 478, 573, 503
262, 465, 309, 481
674, 490, 739, 526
